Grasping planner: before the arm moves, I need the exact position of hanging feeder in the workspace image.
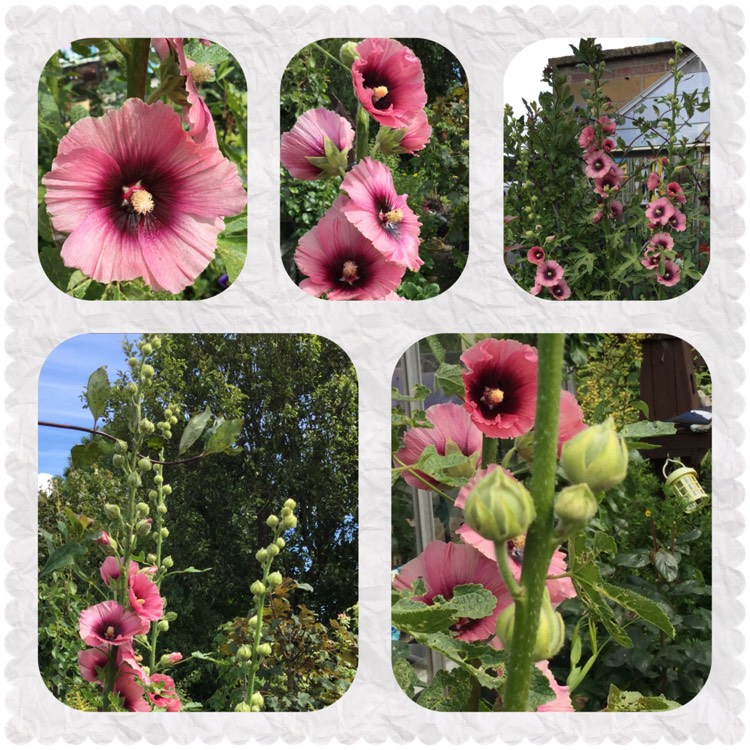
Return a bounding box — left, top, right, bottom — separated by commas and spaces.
663, 458, 708, 513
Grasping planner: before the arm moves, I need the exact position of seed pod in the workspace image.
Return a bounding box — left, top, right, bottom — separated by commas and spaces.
560, 417, 628, 492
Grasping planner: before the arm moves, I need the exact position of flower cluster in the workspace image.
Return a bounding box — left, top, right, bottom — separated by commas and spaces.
281, 38, 431, 300
641, 159, 687, 287
42, 39, 246, 295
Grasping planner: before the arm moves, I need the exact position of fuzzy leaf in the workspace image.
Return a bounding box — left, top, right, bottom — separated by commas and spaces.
528, 665, 557, 710
619, 421, 677, 439
205, 417, 243, 455
178, 406, 211, 455
85, 366, 109, 422
216, 237, 246, 284
391, 596, 458, 634
392, 657, 417, 697
40, 542, 86, 577
71, 440, 103, 469
606, 684, 680, 712
434, 362, 465, 399
416, 668, 473, 711
449, 584, 497, 620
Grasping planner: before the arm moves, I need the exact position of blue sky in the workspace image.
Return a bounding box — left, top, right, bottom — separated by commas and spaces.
38, 334, 136, 478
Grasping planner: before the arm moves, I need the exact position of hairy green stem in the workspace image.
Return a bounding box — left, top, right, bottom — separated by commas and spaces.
502, 333, 565, 712
494, 542, 523, 601
311, 42, 352, 73
481, 436, 498, 469
148, 452, 166, 672
126, 38, 151, 100
355, 105, 370, 162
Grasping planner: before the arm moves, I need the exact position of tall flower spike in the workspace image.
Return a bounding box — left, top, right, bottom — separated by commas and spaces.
43, 98, 247, 293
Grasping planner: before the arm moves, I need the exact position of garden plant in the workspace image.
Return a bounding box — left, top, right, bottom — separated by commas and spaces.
504, 39, 709, 300
391, 333, 711, 711
280, 37, 468, 300
39, 334, 359, 711
38, 38, 247, 300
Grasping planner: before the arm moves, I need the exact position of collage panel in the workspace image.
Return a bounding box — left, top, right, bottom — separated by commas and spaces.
38, 38, 248, 300
504, 38, 709, 300
37, 333, 358, 712
280, 37, 468, 300
391, 333, 711, 711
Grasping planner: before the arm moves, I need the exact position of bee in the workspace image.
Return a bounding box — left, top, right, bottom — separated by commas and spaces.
509, 534, 526, 564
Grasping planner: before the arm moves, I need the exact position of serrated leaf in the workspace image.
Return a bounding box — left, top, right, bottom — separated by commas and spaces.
40, 542, 86, 577
416, 668, 473, 711
85, 367, 109, 422
434, 362, 464, 399
592, 531, 617, 557
528, 665, 557, 710
216, 237, 245, 283
413, 444, 475, 487
178, 406, 211, 455
450, 584, 497, 620
619, 421, 677, 439
392, 657, 417, 697
70, 440, 103, 469
426, 336, 446, 364
654, 550, 680, 583
597, 580, 674, 639
205, 417, 243, 455
183, 39, 231, 66
391, 596, 459, 634
605, 684, 680, 712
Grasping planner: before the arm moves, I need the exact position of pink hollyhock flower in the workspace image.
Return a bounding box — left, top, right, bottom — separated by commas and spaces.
340, 157, 422, 270
43, 98, 247, 293
351, 38, 427, 129
557, 390, 587, 455
641, 248, 660, 270
535, 260, 564, 288
96, 530, 111, 547
584, 150, 613, 179
609, 200, 623, 219
597, 115, 617, 135
593, 164, 623, 198
549, 280, 572, 300
394, 402, 482, 491
601, 138, 615, 153
577, 125, 595, 149
527, 246, 545, 265
461, 338, 538, 439
166, 652, 183, 664
79, 601, 143, 648
591, 209, 604, 225
393, 540, 512, 641
129, 573, 164, 623
649, 232, 674, 252
78, 646, 109, 684
148, 674, 182, 711
100, 556, 140, 586
646, 172, 660, 191
536, 660, 575, 712
644, 197, 675, 226
530, 282, 543, 296
657, 260, 681, 286
666, 181, 687, 204
668, 208, 687, 232
281, 108, 354, 180
396, 110, 432, 154
114, 664, 152, 712
295, 197, 406, 300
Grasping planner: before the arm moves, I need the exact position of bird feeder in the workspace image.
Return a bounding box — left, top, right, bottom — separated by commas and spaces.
663, 458, 708, 513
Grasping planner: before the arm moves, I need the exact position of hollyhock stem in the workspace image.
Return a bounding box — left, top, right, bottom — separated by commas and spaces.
102, 647, 118, 710
481, 436, 498, 469
494, 542, 523, 601
355, 105, 370, 162
503, 333, 565, 712
148, 453, 167, 672
311, 42, 352, 73
126, 39, 151, 100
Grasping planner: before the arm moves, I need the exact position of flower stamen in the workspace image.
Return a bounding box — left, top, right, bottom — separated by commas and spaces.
340, 260, 359, 284
372, 85, 389, 102
131, 189, 155, 215
383, 208, 403, 224
105, 625, 116, 639
482, 387, 505, 407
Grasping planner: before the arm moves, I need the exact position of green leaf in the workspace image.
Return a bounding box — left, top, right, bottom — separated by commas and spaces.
426, 335, 446, 364
434, 362, 464, 399
449, 584, 497, 620
412, 444, 475, 487
528, 665, 557, 710
70, 440, 103, 469
654, 550, 680, 583
40, 542, 86, 577
605, 684, 680, 712
612, 550, 650, 568
183, 40, 231, 66
592, 531, 617, 557
178, 406, 211, 455
205, 417, 243, 455
216, 237, 246, 283
619, 421, 677, 439
70, 104, 89, 124
67, 271, 93, 299
85, 366, 109, 422
598, 581, 675, 638
164, 566, 212, 578
392, 657, 418, 697
416, 669, 473, 711
391, 596, 459, 634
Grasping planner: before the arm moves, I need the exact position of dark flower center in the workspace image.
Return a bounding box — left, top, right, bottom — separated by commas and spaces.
363, 71, 394, 110
104, 624, 118, 640
340, 260, 360, 285
481, 386, 506, 411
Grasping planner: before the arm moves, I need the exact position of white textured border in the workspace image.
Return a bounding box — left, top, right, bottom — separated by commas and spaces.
3, 3, 745, 744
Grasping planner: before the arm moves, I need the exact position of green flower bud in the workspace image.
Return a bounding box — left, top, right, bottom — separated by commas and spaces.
163, 430, 172, 440
560, 417, 628, 492
256, 549, 268, 563
266, 515, 279, 528
151, 336, 161, 349
112, 454, 126, 469
139, 418, 155, 434
162, 556, 174, 568
266, 543, 279, 557
141, 343, 153, 356
267, 571, 283, 587
275, 537, 286, 550
284, 499, 296, 511
250, 581, 266, 596
126, 382, 138, 395
165, 611, 178, 621
114, 440, 128, 454
247, 616, 258, 629
136, 518, 153, 536
126, 471, 142, 488
514, 433, 534, 464
339, 41, 359, 68
257, 643, 272, 657
169, 416, 178, 426
234, 701, 251, 712
160, 527, 169, 539
157, 503, 168, 515
462, 468, 536, 543
147, 553, 157, 563
149, 490, 158, 502
136, 502, 150, 516
250, 705, 261, 712
162, 484, 172, 496
554, 483, 599, 536
164, 408, 173, 419
496, 591, 565, 661
153, 474, 164, 485
281, 507, 293, 518
237, 645, 253, 661
104, 503, 121, 520
157, 620, 169, 632
251, 692, 264, 707
282, 515, 298, 530
128, 357, 139, 368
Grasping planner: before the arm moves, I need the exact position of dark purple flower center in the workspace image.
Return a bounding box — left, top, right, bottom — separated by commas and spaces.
375, 196, 404, 236
363, 70, 394, 110
470, 366, 520, 420
340, 260, 360, 285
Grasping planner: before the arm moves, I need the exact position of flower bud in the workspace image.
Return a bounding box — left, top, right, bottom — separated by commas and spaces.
266, 543, 279, 557
284, 499, 296, 511
157, 620, 169, 632
151, 336, 161, 349
163, 430, 172, 440
250, 581, 266, 596
164, 409, 173, 419
114, 440, 128, 454
496, 591, 565, 661
112, 454, 126, 469
275, 537, 286, 550
162, 556, 174, 568
138, 457, 152, 472
237, 645, 253, 661
141, 343, 153, 356
126, 382, 138, 395
162, 484, 172, 496
159, 652, 182, 666
136, 502, 149, 516
247, 616, 258, 629
160, 527, 169, 539
560, 417, 628, 492
339, 41, 359, 68
554, 483, 599, 536
149, 490, 158, 502
136, 519, 153, 536
251, 705, 261, 712
281, 507, 293, 518
147, 553, 157, 563
126, 471, 142, 488
251, 692, 264, 707
462, 468, 536, 543
257, 643, 272, 657
267, 571, 282, 587
256, 549, 268, 563
234, 701, 251, 712
266, 515, 279, 528
282, 515, 298, 530
514, 433, 534, 464
153, 474, 164, 485
164, 611, 178, 621
157, 503, 168, 515
139, 418, 155, 434
169, 416, 178, 426
128, 357, 139, 368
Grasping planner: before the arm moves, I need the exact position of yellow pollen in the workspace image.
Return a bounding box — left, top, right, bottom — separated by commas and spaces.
341, 260, 359, 284
105, 625, 116, 639
131, 189, 154, 215
487, 388, 504, 405
384, 209, 403, 224
190, 63, 214, 84
372, 85, 389, 102
137, 598, 145, 605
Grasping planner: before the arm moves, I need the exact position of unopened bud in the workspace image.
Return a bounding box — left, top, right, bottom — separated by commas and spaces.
257, 643, 272, 657
157, 620, 169, 632
234, 701, 251, 712
267, 571, 282, 587
251, 692, 264, 707
237, 645, 253, 661
496, 591, 565, 661
126, 382, 138, 395
128, 357, 139, 368
153, 474, 164, 485
149, 490, 158, 502
554, 483, 599, 536
162, 556, 174, 568
163, 430, 172, 440
282, 515, 298, 530
165, 611, 177, 621
339, 41, 359, 68
136, 502, 150, 516
248, 616, 258, 629
157, 503, 168, 515
514, 433, 534, 464
284, 499, 296, 511
560, 417, 628, 492
126, 471, 142, 488
266, 515, 279, 528
161, 485, 172, 496
112, 454, 126, 469
147, 553, 157, 563
250, 581, 266, 596
136, 518, 153, 536
160, 527, 169, 539
276, 537, 286, 550
266, 543, 279, 557
114, 440, 128, 454
256, 549, 268, 563
169, 416, 178, 426
139, 418, 154, 434
462, 468, 536, 543
104, 503, 121, 520
138, 457, 152, 472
